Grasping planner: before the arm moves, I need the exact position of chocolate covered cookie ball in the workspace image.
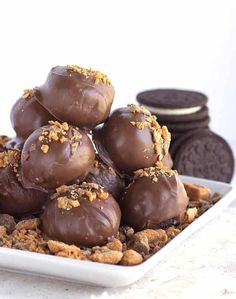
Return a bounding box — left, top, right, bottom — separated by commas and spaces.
121, 165, 189, 230
85, 157, 125, 200
41, 183, 121, 247
0, 150, 49, 216
20, 121, 95, 191
162, 153, 173, 169
10, 89, 55, 139
93, 104, 171, 175
37, 65, 114, 130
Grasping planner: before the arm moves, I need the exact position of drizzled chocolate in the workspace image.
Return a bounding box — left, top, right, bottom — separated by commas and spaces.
0, 150, 49, 216
10, 89, 55, 139
93, 104, 171, 175
20, 121, 95, 191
121, 165, 189, 230
41, 183, 121, 247
37, 65, 114, 130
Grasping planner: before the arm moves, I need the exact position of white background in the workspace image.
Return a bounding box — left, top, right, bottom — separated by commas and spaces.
0, 0, 236, 154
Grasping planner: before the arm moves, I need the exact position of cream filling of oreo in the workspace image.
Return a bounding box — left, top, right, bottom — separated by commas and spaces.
142, 105, 202, 116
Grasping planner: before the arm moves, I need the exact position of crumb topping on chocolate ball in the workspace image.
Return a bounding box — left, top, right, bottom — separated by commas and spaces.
36, 121, 81, 155
53, 183, 109, 211
134, 163, 176, 182
20, 88, 35, 100
128, 104, 170, 157
67, 65, 111, 85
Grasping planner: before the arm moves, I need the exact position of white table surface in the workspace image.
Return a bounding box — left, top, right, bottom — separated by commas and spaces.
0, 145, 235, 299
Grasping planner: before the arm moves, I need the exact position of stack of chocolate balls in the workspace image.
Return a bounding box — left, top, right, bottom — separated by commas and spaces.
137, 89, 235, 183
0, 66, 189, 248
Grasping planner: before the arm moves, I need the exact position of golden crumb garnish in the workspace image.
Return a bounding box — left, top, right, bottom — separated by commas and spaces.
21, 89, 35, 100
53, 182, 109, 205
0, 150, 20, 170
97, 192, 109, 200
57, 197, 80, 210
41, 144, 49, 154
128, 104, 170, 158
134, 163, 176, 182
67, 65, 111, 85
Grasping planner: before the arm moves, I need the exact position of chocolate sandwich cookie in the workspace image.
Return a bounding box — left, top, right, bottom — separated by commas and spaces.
162, 116, 210, 133
173, 131, 234, 183
157, 106, 209, 123
170, 129, 209, 159
136, 89, 208, 122
10, 89, 55, 139
37, 65, 114, 130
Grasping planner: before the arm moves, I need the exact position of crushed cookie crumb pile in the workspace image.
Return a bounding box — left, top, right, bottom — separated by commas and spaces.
0, 150, 20, 171
67, 65, 111, 85
0, 189, 221, 265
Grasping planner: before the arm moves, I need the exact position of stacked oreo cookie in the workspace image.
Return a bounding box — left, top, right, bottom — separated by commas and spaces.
137, 89, 234, 183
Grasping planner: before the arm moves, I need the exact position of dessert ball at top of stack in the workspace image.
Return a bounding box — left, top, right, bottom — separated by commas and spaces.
136, 89, 234, 183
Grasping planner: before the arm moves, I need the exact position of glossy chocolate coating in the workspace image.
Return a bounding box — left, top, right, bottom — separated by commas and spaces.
37, 66, 114, 130
85, 158, 125, 200
41, 184, 121, 247
0, 150, 49, 216
20, 122, 95, 191
121, 169, 189, 230
162, 153, 173, 169
93, 105, 170, 175
10, 89, 55, 139
5, 136, 25, 151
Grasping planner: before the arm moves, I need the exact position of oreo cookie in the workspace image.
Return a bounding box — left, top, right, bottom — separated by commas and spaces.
173, 130, 234, 183
137, 89, 208, 109
156, 106, 209, 123
162, 116, 210, 133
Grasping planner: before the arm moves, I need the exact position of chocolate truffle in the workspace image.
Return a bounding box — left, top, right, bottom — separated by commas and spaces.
93, 104, 171, 175
85, 157, 125, 200
10, 89, 55, 139
0, 136, 10, 152
20, 121, 95, 191
37, 65, 114, 130
121, 165, 189, 230
41, 183, 121, 247
0, 150, 49, 216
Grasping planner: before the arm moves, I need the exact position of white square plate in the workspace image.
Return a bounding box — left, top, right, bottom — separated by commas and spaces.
0, 176, 235, 287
